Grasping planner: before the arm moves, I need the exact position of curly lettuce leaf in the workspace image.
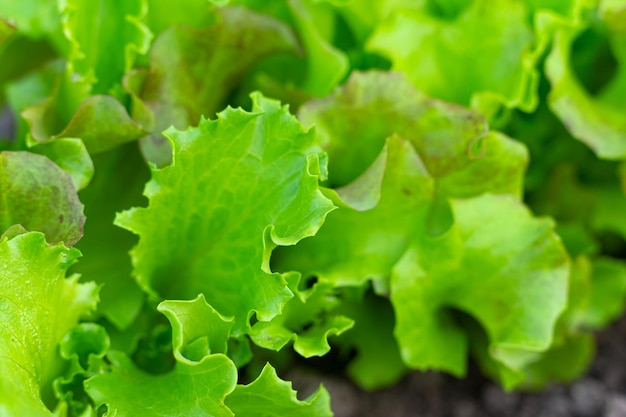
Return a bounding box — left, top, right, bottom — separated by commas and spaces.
10, 60, 146, 156
298, 71, 527, 195
85, 351, 237, 417
229, 0, 349, 98
225, 363, 332, 417
274, 71, 559, 388
54, 323, 110, 417
492, 254, 625, 389
0, 231, 98, 416
366, 0, 540, 119
276, 135, 433, 289
59, 0, 152, 95
116, 93, 334, 335
391, 194, 568, 387
288, 0, 349, 96
0, 151, 85, 245
12, 0, 152, 154
134, 6, 299, 166
545, 2, 626, 159
158, 294, 234, 362
249, 281, 354, 357
23, 88, 149, 154
275, 71, 528, 289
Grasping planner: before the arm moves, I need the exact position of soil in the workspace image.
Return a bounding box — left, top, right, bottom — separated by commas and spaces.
289, 316, 626, 417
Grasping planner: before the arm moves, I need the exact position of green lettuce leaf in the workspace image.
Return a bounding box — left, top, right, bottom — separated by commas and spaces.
298, 71, 528, 195
276, 135, 433, 289
274, 71, 559, 388
250, 281, 354, 357
0, 151, 85, 245
59, 0, 152, 96
9, 59, 145, 156
230, 0, 349, 98
116, 93, 334, 335
133, 6, 299, 166
391, 194, 568, 387
158, 294, 234, 362
496, 255, 624, 389
288, 0, 349, 96
12, 0, 152, 154
275, 71, 528, 289
366, 0, 540, 119
545, 2, 626, 159
29, 138, 94, 191
225, 363, 332, 417
23, 87, 149, 154
146, 0, 217, 36
0, 231, 98, 416
55, 323, 110, 417
85, 351, 237, 417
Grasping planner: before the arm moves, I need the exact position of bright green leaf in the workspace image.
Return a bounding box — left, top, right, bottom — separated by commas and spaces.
158, 294, 234, 362
297, 71, 528, 195
289, 0, 349, 96
85, 351, 237, 417
367, 0, 540, 118
59, 0, 152, 94
275, 71, 528, 290
250, 281, 354, 357
24, 93, 149, 154
60, 323, 110, 371
54, 323, 110, 417
275, 135, 433, 290
0, 231, 98, 416
545, 5, 626, 159
225, 363, 332, 417
391, 194, 569, 385
116, 93, 334, 335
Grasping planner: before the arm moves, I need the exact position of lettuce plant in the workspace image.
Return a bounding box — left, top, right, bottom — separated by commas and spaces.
1, 0, 626, 415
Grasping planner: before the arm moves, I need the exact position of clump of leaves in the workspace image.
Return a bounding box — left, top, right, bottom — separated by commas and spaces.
1, 0, 625, 415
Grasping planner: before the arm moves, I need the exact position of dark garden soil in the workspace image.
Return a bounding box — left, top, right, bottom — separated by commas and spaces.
289, 316, 626, 417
